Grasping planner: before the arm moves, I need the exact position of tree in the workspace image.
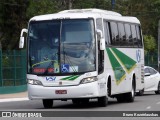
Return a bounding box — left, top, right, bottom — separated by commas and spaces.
0, 0, 160, 50
0, 0, 28, 50
26, 0, 75, 19
115, 0, 160, 42
26, 0, 58, 19
143, 35, 156, 53
73, 0, 111, 9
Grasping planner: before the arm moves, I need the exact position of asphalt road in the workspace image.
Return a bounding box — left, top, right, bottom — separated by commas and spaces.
0, 91, 160, 110
0, 91, 160, 120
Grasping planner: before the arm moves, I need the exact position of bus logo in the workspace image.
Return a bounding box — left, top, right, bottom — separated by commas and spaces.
46, 77, 56, 81
136, 50, 141, 63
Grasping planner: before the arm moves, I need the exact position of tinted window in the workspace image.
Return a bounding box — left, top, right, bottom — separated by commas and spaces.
104, 21, 111, 45
124, 24, 132, 45
118, 23, 126, 45
96, 18, 103, 34
110, 22, 119, 45
136, 25, 142, 47
106, 21, 142, 48
131, 24, 138, 46
96, 18, 103, 41
145, 68, 150, 74
149, 68, 157, 75
28, 19, 96, 75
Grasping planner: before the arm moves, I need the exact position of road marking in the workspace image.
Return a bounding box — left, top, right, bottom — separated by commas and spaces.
156, 101, 160, 104
0, 98, 29, 102
146, 106, 151, 109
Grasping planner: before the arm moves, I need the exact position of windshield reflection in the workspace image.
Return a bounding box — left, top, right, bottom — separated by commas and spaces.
28, 19, 96, 75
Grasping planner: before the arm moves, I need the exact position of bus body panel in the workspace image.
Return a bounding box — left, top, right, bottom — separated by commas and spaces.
27, 71, 98, 87
28, 79, 107, 100
104, 48, 144, 95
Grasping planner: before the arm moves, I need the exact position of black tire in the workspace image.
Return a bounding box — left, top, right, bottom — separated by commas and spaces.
137, 89, 144, 96
155, 82, 160, 94
116, 94, 125, 103
42, 99, 53, 108
125, 83, 135, 102
98, 96, 108, 107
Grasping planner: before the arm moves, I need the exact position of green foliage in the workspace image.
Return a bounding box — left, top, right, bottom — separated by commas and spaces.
73, 0, 111, 9
143, 35, 156, 52
2, 55, 10, 67
0, 0, 28, 50
116, 0, 160, 39
27, 0, 58, 19
0, 0, 160, 51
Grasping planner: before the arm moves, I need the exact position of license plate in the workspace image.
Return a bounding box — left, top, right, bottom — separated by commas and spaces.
55, 90, 67, 94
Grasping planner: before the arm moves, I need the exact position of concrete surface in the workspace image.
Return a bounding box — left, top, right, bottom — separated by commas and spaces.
0, 91, 28, 99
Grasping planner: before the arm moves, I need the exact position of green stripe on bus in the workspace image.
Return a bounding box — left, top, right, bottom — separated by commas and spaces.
111, 48, 137, 73
106, 48, 126, 84
61, 75, 79, 81
61, 75, 74, 80
68, 75, 80, 80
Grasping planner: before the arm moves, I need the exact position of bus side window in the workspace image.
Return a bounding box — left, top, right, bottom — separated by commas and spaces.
136, 25, 142, 47
124, 23, 132, 46
131, 24, 138, 47
110, 22, 119, 45
103, 21, 111, 45
118, 22, 126, 46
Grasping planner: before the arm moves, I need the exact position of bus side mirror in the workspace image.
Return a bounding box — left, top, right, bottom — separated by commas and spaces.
100, 38, 105, 50
19, 28, 28, 49
19, 36, 24, 48
97, 29, 105, 50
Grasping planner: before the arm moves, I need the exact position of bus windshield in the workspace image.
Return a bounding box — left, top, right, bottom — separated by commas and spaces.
28, 19, 96, 75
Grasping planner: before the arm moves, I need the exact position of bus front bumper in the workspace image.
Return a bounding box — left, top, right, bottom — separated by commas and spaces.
28, 82, 100, 100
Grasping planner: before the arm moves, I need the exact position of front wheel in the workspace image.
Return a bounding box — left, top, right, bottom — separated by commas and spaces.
42, 99, 53, 108
155, 82, 160, 94
98, 96, 108, 107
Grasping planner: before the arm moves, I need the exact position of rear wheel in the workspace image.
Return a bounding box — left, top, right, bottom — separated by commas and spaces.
155, 82, 160, 94
98, 96, 108, 107
42, 99, 53, 108
125, 83, 135, 102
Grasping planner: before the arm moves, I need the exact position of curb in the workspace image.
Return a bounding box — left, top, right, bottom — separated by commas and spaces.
0, 97, 29, 102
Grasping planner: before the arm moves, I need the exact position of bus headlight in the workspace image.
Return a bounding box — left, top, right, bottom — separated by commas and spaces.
80, 77, 98, 84
28, 79, 43, 85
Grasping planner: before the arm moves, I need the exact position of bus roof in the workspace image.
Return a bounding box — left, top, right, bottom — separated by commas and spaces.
30, 9, 140, 24
59, 9, 122, 16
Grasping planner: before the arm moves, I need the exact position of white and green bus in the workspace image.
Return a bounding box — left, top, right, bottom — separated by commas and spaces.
20, 9, 144, 108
